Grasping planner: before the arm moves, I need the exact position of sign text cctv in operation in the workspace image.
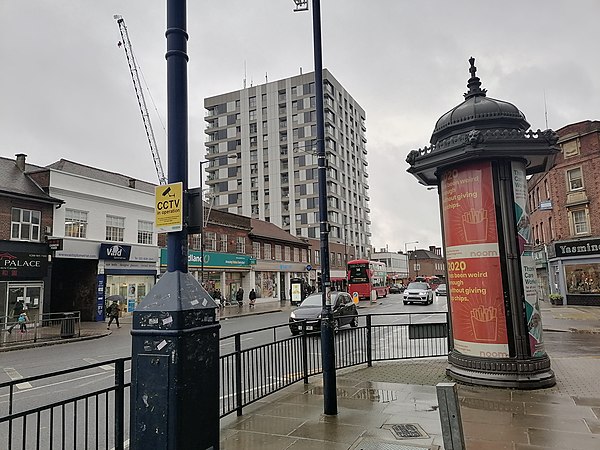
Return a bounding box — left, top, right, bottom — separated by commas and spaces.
155, 182, 183, 233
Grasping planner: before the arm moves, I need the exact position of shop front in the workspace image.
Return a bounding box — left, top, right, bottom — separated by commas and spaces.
549, 238, 600, 306
253, 260, 308, 301
0, 241, 49, 328
160, 249, 254, 303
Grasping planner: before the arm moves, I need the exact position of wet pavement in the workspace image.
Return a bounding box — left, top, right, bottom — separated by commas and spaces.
3, 298, 600, 449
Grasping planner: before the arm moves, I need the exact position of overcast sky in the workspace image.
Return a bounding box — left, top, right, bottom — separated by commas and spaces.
2, 1, 599, 253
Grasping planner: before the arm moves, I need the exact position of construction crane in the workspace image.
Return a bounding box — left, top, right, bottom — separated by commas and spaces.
114, 14, 167, 185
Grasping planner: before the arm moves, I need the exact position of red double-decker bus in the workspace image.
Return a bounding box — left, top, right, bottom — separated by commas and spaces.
347, 259, 389, 301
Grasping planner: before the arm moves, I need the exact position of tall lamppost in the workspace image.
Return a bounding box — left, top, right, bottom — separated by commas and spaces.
199, 159, 210, 284
293, 0, 337, 416
404, 240, 418, 280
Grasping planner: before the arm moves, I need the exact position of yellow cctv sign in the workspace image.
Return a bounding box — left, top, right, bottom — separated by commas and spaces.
155, 182, 183, 232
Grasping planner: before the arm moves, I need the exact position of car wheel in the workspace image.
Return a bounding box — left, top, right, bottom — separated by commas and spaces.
350, 315, 358, 327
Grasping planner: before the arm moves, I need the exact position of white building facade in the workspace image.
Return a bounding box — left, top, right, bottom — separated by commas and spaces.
204, 69, 372, 261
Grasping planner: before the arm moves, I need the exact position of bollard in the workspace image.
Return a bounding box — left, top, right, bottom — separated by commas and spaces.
436, 382, 465, 450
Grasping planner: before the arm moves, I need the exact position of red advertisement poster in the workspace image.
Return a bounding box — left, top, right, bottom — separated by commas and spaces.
441, 161, 509, 358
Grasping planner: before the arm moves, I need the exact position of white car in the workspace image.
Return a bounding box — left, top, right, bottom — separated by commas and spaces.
403, 282, 434, 305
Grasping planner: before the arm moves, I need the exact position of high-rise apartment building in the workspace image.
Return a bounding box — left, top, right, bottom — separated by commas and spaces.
204, 69, 371, 259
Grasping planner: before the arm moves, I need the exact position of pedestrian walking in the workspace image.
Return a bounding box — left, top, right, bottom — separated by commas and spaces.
236, 287, 244, 307
249, 289, 256, 307
106, 300, 121, 330
7, 300, 25, 334
18, 311, 28, 333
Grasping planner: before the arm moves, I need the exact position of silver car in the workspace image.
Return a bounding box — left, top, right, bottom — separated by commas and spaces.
403, 282, 433, 305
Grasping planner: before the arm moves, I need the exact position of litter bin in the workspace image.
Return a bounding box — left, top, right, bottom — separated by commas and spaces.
60, 313, 76, 338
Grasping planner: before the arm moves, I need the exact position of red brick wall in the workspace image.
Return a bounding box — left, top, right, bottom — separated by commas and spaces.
0, 196, 55, 240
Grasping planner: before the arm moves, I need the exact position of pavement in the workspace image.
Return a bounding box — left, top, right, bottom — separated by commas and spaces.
4, 298, 600, 449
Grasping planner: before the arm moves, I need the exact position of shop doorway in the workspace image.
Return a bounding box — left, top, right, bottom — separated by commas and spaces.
2, 283, 43, 327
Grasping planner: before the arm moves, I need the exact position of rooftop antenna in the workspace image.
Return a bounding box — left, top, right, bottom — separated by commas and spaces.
543, 89, 549, 129
265, 72, 268, 83
243, 60, 247, 89
300, 66, 303, 75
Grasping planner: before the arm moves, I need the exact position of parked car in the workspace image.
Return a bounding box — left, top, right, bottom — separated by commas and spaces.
403, 282, 434, 305
389, 284, 404, 294
436, 284, 447, 296
289, 291, 358, 335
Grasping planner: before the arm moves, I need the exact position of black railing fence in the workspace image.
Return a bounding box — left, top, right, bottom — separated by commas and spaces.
1, 311, 81, 348
0, 311, 449, 449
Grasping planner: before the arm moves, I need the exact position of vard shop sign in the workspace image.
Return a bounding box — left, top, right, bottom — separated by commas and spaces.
0, 251, 48, 279
99, 243, 132, 260
555, 239, 600, 257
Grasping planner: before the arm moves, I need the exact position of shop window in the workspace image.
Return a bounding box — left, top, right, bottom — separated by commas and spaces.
236, 237, 245, 254
65, 208, 87, 238
205, 231, 216, 251
567, 167, 583, 191
220, 234, 228, 252
11, 208, 41, 242
137, 220, 153, 245
105, 215, 125, 242
570, 208, 590, 236
565, 263, 600, 294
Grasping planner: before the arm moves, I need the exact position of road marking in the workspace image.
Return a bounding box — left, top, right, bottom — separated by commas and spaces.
3, 368, 32, 389
83, 358, 115, 371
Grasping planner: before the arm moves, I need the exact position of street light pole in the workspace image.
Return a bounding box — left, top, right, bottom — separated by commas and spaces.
199, 160, 209, 285
293, 0, 336, 416
404, 240, 418, 280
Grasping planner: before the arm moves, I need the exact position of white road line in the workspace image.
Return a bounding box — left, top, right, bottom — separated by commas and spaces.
3, 367, 32, 389
83, 358, 115, 371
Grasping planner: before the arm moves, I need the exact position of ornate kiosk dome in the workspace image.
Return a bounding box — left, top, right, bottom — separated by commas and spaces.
430, 57, 529, 145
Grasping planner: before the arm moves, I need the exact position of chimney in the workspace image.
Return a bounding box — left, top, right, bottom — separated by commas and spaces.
128, 178, 136, 189
429, 245, 436, 253
15, 153, 26, 171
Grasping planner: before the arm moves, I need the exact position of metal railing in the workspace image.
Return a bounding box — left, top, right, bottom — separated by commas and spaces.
0, 311, 448, 449
0, 312, 81, 348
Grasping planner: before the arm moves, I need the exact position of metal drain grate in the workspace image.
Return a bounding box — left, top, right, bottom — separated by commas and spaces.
390, 423, 429, 439
350, 436, 437, 450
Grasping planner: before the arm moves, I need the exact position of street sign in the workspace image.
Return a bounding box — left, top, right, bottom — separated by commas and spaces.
155, 182, 183, 232
352, 292, 359, 305
306, 264, 312, 271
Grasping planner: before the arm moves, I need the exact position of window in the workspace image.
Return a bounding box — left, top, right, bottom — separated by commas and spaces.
285, 246, 291, 261
264, 243, 272, 259
11, 208, 41, 241
137, 220, 153, 245
249, 96, 256, 108
236, 237, 245, 254
571, 209, 590, 236
294, 248, 300, 262
191, 234, 201, 250
275, 245, 282, 260
253, 242, 261, 259
65, 209, 87, 238
105, 215, 125, 242
315, 250, 320, 264
220, 234, 228, 252
567, 167, 583, 191
205, 231, 217, 251
249, 110, 256, 121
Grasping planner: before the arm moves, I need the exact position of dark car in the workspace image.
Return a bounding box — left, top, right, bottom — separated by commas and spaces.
289, 291, 358, 335
403, 282, 434, 305
436, 284, 447, 296
389, 284, 404, 294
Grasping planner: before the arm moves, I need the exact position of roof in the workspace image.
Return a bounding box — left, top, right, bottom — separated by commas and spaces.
410, 249, 444, 261
249, 219, 309, 247
0, 156, 62, 203
45, 159, 156, 193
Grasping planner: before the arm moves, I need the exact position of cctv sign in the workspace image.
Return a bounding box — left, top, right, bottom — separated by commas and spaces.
155, 182, 183, 232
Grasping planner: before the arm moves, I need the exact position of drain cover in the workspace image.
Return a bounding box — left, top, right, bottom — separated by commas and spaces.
390, 423, 429, 439
350, 436, 437, 450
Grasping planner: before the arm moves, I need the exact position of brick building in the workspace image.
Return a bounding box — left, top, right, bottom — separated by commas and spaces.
528, 120, 600, 305
407, 246, 445, 282
0, 154, 62, 324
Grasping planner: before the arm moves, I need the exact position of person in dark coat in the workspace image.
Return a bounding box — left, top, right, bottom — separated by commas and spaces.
249, 289, 257, 307
236, 287, 244, 306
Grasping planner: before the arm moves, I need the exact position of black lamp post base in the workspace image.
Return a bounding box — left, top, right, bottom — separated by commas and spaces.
447, 350, 556, 389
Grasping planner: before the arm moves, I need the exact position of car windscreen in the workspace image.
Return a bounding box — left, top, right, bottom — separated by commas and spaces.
407, 282, 428, 290
301, 294, 325, 307
438, 284, 447, 290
